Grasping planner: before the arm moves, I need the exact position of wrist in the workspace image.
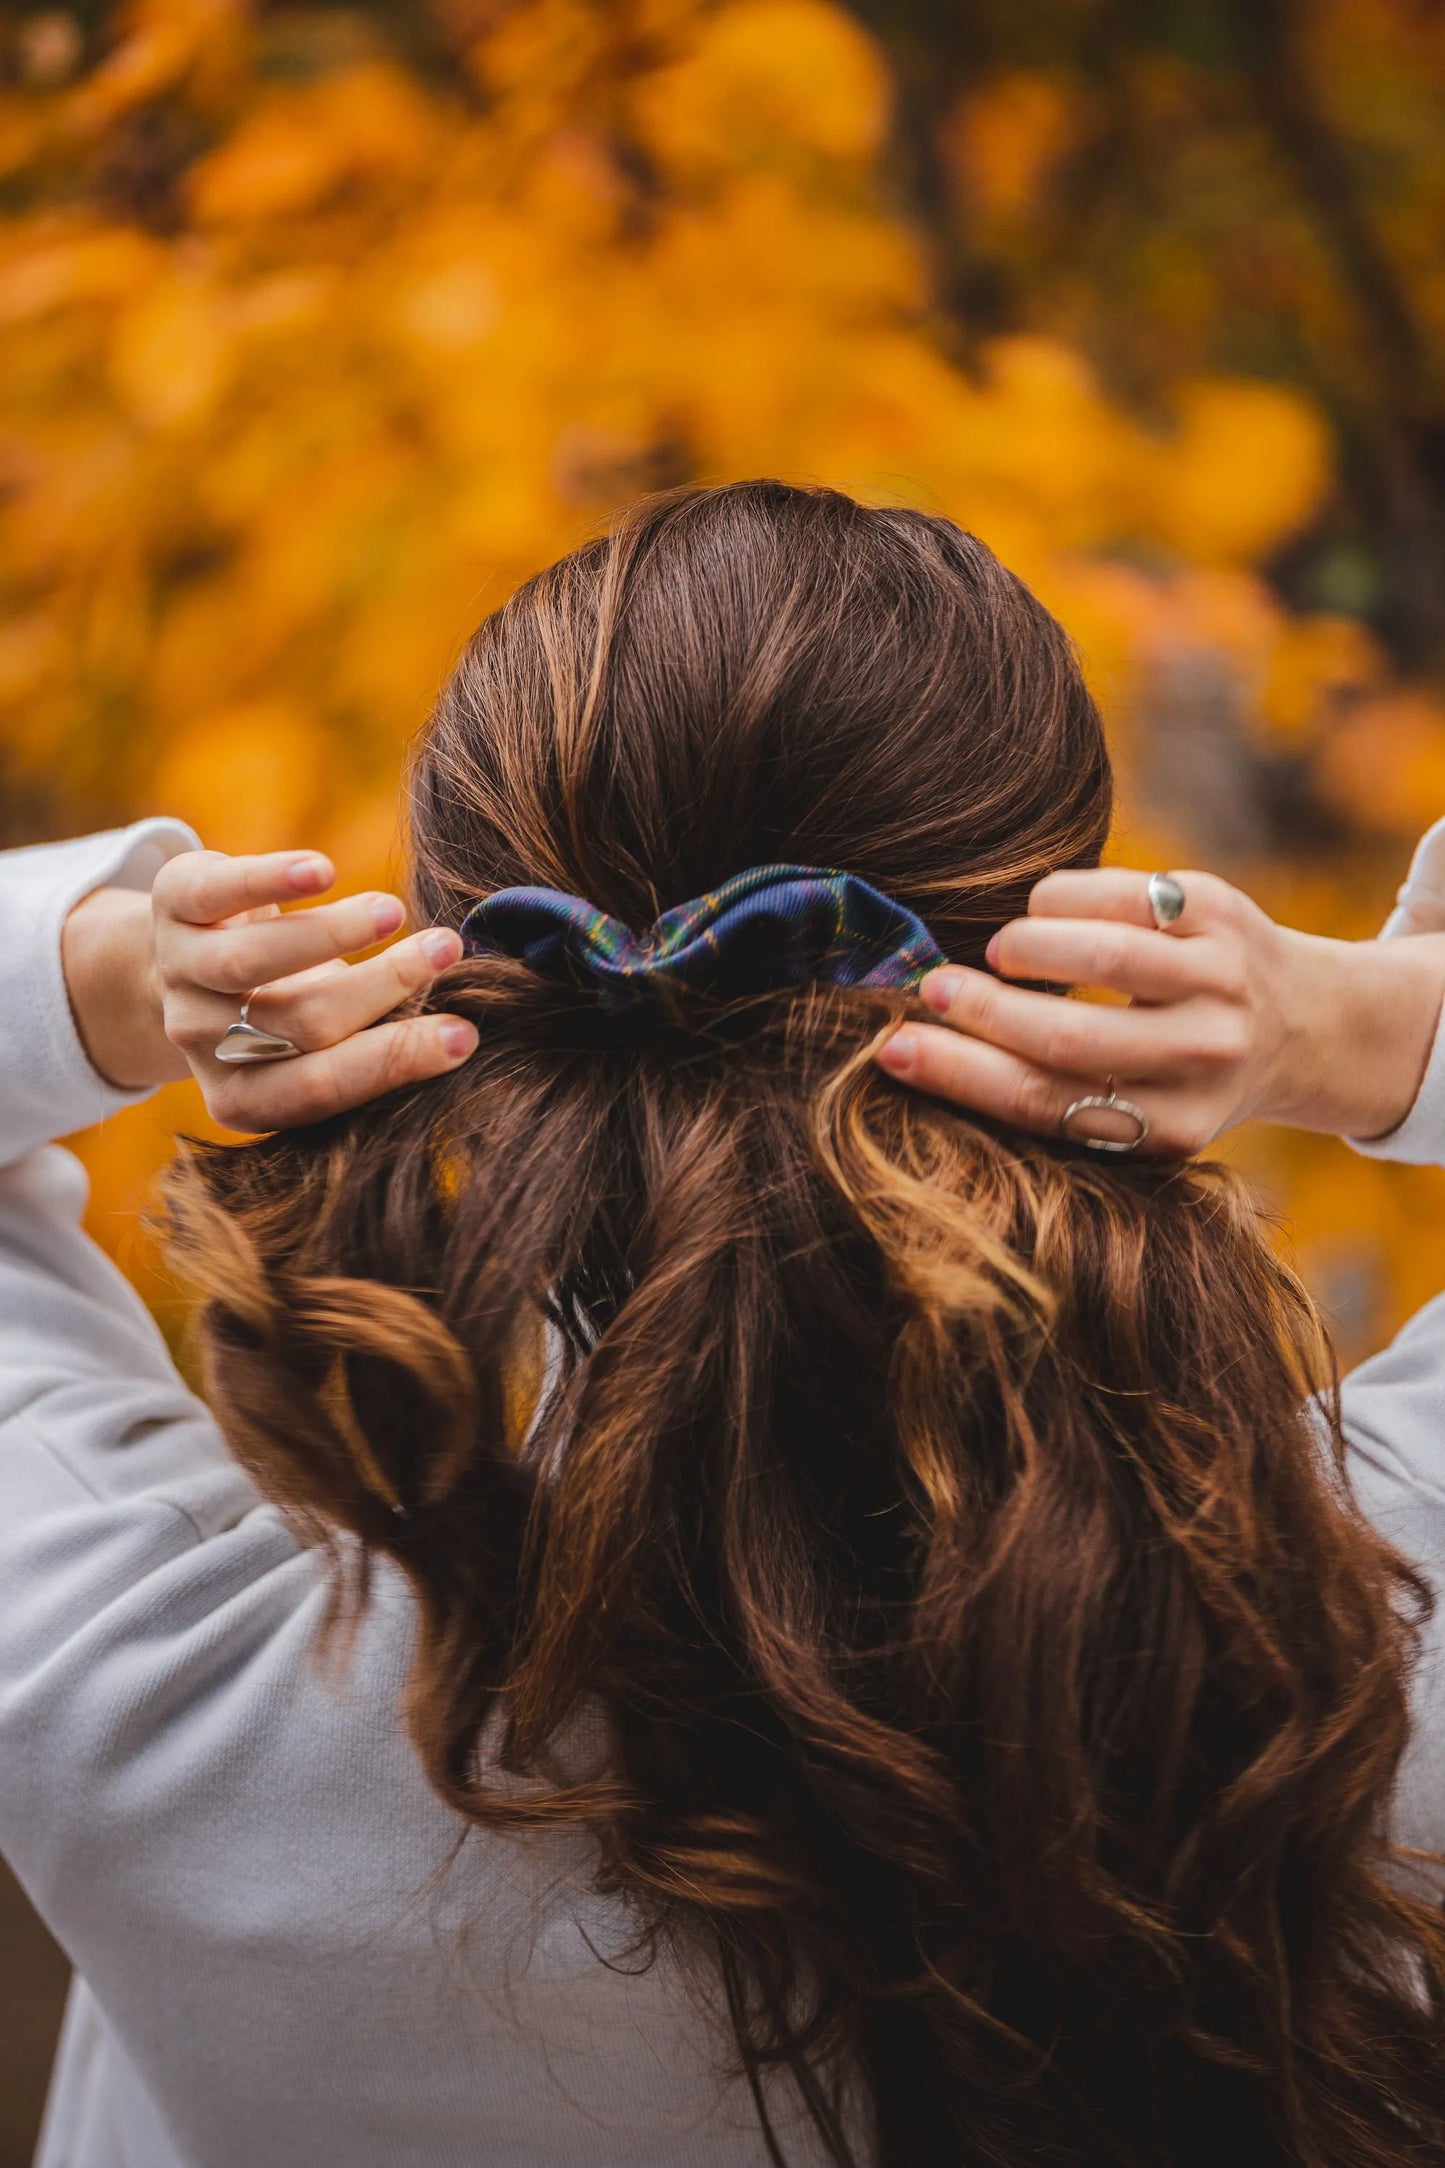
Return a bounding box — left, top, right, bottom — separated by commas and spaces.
61, 886, 187, 1092
1270, 927, 1445, 1140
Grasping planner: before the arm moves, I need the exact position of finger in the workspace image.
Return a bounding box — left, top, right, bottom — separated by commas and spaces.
153, 848, 335, 928
206, 1013, 478, 1132
875, 1026, 1201, 1156
1027, 867, 1235, 934
879, 1021, 1080, 1130
978, 917, 1225, 1003
241, 929, 462, 1050
910, 965, 1220, 1081
171, 889, 408, 996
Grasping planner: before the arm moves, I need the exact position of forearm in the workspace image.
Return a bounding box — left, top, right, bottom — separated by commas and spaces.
60, 886, 187, 1093
1271, 928, 1445, 1142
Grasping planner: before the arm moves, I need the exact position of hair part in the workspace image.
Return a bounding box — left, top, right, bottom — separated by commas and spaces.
164, 483, 1445, 2166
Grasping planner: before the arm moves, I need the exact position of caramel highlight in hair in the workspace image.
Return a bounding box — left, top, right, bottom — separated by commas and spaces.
163, 484, 1445, 2166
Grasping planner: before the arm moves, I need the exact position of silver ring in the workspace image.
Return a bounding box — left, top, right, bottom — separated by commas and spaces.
214, 993, 300, 1065
1061, 1075, 1149, 1153
1147, 871, 1186, 930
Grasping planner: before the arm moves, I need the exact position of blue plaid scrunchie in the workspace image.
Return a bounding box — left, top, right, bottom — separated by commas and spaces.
458, 864, 946, 1009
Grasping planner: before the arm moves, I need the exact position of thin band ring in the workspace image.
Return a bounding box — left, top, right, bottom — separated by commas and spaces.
1061, 1075, 1149, 1154
214, 992, 301, 1065
1147, 871, 1186, 930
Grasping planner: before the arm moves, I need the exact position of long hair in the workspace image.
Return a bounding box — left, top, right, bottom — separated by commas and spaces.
163, 482, 1445, 2165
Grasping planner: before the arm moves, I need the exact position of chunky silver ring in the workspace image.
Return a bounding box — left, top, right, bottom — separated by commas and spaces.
1147, 871, 1186, 930
1061, 1075, 1149, 1154
214, 993, 300, 1065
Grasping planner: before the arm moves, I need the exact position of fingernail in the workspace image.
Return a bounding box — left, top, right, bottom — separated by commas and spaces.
921, 968, 964, 1014
421, 928, 459, 968
439, 1019, 477, 1061
287, 854, 333, 893
878, 1028, 918, 1073
370, 894, 405, 938
985, 934, 1001, 969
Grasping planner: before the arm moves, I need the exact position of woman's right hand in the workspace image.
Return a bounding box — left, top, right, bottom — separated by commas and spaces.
64, 847, 478, 1130
876, 867, 1445, 1156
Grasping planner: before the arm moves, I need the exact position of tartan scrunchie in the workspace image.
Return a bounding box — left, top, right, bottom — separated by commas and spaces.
457, 863, 946, 1010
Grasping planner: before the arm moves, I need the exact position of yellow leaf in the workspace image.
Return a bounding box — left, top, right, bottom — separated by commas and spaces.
189, 64, 437, 226
1315, 691, 1445, 834
393, 257, 500, 354
1261, 615, 1384, 747
0, 227, 158, 327
108, 276, 231, 429
0, 611, 60, 708
65, 0, 240, 132
948, 73, 1077, 219
636, 0, 889, 177
1145, 379, 1333, 565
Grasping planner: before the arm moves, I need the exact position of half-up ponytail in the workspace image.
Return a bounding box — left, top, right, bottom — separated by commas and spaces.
163, 482, 1445, 2166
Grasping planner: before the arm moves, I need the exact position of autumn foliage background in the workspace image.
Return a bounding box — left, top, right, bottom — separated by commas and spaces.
5, 0, 1445, 2148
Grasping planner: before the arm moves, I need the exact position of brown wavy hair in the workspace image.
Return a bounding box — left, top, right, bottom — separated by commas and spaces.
164, 482, 1445, 2165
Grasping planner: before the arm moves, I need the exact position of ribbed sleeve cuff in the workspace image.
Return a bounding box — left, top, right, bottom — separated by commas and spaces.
0, 819, 201, 1166
1350, 815, 1445, 1166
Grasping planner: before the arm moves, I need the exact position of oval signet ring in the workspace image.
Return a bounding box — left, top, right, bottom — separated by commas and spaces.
1061, 1075, 1149, 1154
1147, 871, 1186, 930
214, 993, 301, 1065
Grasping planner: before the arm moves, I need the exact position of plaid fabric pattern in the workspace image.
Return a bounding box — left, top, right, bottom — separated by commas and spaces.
458, 863, 946, 1008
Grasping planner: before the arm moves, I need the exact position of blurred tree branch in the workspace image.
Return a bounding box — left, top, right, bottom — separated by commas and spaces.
837, 0, 1445, 667
1217, 0, 1445, 666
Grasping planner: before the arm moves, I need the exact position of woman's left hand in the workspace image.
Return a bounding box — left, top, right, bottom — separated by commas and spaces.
875, 866, 1445, 1155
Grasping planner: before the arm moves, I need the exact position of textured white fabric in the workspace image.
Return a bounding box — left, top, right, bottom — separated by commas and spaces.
0, 820, 200, 1156
2, 826, 1445, 2168
1351, 812, 1445, 1163
0, 827, 832, 2168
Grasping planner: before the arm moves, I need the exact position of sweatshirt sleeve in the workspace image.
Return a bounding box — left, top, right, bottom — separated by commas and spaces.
1349, 813, 1445, 1166
1335, 817, 1445, 1854
1338, 1301, 1445, 1859
0, 824, 319, 1949
0, 818, 200, 1168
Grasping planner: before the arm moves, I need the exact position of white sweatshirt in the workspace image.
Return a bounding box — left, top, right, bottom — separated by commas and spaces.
1, 823, 1442, 2168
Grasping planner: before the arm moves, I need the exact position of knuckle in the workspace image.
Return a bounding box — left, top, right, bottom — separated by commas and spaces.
973, 982, 1004, 1034
157, 850, 223, 921
926, 1037, 974, 1101
990, 926, 1025, 976
1210, 1019, 1250, 1068
1044, 1013, 1089, 1071
1185, 1019, 1248, 1071
1011, 1067, 1061, 1133
206, 1081, 245, 1130
150, 859, 183, 910
206, 934, 253, 992
161, 993, 209, 1051
380, 1024, 426, 1090
950, 976, 992, 1032
391, 947, 428, 999
167, 1013, 213, 1056
313, 901, 354, 956
286, 1066, 335, 1127
1183, 872, 1236, 927
281, 987, 328, 1045
1162, 1110, 1213, 1157
1208, 953, 1249, 1004
1092, 928, 1130, 982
